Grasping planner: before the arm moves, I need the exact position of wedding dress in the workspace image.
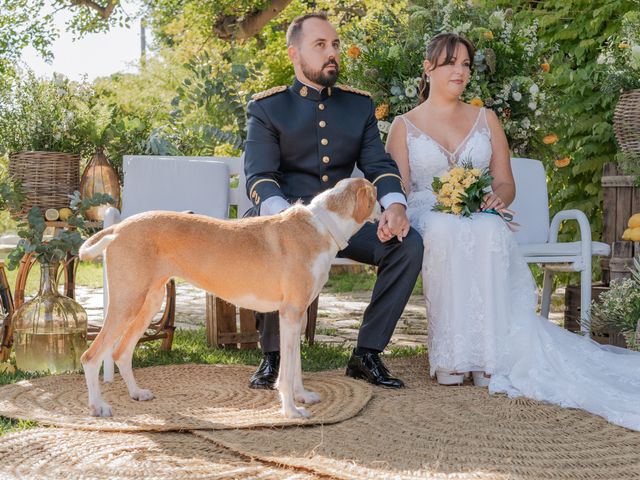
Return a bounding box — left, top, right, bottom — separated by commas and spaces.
403, 108, 640, 431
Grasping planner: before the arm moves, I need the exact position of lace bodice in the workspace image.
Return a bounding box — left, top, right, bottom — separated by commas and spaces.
402, 108, 492, 213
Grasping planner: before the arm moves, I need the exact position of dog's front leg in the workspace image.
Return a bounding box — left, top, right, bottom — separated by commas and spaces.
293, 338, 321, 405
278, 306, 310, 419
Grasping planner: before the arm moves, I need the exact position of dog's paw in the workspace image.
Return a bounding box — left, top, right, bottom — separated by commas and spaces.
282, 406, 311, 419
131, 389, 155, 401
89, 402, 113, 417
295, 390, 321, 404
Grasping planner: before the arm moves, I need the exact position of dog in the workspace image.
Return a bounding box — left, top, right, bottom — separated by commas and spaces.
78, 177, 380, 419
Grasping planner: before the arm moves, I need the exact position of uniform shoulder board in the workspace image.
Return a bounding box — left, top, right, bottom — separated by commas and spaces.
252, 85, 287, 101
336, 84, 371, 97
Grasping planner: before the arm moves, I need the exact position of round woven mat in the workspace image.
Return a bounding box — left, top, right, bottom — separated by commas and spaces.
194, 356, 640, 480
0, 427, 318, 479
0, 364, 372, 431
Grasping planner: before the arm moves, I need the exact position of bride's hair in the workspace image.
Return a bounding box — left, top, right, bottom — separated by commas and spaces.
418, 33, 476, 104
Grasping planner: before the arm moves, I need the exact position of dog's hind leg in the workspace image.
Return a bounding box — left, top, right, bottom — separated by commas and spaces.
112, 285, 165, 402
278, 305, 310, 419
81, 311, 132, 417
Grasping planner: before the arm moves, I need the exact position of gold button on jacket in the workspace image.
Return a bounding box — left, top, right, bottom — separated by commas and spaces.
322, 175, 329, 182
321, 138, 328, 146
322, 156, 330, 164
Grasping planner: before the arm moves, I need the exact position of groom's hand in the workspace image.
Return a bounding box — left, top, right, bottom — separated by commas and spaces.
377, 203, 410, 243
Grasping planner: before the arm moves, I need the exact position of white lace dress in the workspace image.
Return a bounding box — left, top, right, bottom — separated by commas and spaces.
404, 108, 640, 431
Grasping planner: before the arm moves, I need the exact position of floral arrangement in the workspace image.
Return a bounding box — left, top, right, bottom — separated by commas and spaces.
431, 161, 493, 217
597, 10, 640, 95
591, 257, 640, 351
342, 1, 555, 156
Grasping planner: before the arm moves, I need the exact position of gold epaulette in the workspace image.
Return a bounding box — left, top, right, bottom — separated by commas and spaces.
252, 86, 287, 101
336, 84, 371, 97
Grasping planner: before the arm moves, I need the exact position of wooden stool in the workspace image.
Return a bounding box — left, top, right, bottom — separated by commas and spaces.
205, 294, 320, 349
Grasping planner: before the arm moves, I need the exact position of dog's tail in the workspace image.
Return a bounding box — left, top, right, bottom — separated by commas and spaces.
79, 226, 118, 261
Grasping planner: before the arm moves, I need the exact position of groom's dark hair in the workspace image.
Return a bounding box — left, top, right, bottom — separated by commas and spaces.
419, 33, 476, 104
286, 12, 330, 47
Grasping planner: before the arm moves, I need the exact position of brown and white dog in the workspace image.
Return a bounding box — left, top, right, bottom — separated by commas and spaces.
78, 177, 379, 419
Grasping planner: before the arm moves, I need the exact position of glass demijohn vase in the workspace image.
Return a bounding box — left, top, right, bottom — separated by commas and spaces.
12, 262, 88, 373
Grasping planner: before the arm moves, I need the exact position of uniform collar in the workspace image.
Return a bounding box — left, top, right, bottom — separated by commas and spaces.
292, 78, 332, 101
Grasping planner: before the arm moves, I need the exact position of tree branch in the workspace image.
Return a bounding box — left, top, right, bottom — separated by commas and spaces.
214, 0, 294, 41
67, 0, 120, 20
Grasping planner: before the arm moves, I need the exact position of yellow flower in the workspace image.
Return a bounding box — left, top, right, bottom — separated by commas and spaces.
483, 31, 494, 41
440, 172, 451, 183
543, 133, 559, 145
462, 177, 475, 188
555, 157, 571, 168
470, 97, 484, 107
470, 168, 482, 177
347, 44, 361, 59
618, 42, 630, 49
450, 167, 465, 179
441, 183, 454, 194
375, 103, 390, 120
451, 205, 463, 215
541, 62, 551, 73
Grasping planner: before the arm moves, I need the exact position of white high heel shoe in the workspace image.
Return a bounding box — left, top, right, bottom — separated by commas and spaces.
435, 370, 465, 385
472, 371, 491, 387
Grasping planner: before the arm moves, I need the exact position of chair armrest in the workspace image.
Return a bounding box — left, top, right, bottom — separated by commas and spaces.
548, 209, 592, 256
103, 206, 122, 228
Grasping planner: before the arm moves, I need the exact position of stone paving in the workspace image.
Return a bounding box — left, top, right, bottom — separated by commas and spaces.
75, 282, 565, 348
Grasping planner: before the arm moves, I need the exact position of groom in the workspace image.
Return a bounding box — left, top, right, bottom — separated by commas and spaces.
244, 12, 423, 390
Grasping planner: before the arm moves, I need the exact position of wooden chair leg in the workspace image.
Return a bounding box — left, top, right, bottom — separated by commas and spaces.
305, 296, 319, 345
159, 280, 176, 351
0, 263, 14, 363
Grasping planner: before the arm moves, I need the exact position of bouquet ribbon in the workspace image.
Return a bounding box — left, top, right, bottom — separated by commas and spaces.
482, 208, 520, 232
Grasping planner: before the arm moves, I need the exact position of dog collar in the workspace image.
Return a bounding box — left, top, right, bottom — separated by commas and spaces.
313, 207, 350, 250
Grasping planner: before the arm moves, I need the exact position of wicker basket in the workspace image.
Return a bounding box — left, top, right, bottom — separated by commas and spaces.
8, 151, 80, 215
613, 89, 640, 156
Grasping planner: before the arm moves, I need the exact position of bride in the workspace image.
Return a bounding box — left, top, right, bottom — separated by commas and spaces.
386, 32, 640, 431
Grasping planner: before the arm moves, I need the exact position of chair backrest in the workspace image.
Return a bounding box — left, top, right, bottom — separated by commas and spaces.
510, 157, 550, 244
208, 156, 253, 218
121, 156, 230, 219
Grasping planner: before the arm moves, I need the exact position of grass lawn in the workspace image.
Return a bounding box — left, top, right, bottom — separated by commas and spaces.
0, 327, 425, 437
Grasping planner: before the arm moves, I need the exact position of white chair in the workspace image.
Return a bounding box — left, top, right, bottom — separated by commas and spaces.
510, 157, 611, 334
98, 155, 230, 378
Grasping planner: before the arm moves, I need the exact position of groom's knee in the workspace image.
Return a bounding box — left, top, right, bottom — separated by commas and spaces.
399, 228, 423, 267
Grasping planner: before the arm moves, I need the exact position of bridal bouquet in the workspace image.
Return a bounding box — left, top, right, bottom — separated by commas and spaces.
431, 162, 493, 217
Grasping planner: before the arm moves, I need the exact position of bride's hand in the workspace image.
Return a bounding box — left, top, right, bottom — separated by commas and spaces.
481, 193, 505, 212
377, 203, 410, 242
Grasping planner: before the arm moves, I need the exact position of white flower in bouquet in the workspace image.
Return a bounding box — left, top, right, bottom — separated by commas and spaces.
528, 101, 537, 110
521, 117, 531, 130
413, 77, 422, 87
512, 91, 522, 101
529, 84, 539, 95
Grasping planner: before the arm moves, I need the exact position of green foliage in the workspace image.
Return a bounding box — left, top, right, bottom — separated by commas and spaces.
5, 192, 114, 270
342, 0, 554, 154
597, 10, 640, 94
493, 0, 639, 248
0, 72, 96, 157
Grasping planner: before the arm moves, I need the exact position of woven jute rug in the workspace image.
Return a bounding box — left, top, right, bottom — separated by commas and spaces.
194, 356, 640, 480
0, 363, 372, 431
0, 427, 318, 479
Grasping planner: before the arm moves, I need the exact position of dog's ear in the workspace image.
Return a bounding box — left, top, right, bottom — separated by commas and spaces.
353, 183, 376, 223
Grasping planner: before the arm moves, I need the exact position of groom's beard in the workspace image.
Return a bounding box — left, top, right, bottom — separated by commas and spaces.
300, 58, 339, 87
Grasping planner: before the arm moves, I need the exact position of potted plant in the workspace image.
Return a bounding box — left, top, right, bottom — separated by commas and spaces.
590, 256, 640, 351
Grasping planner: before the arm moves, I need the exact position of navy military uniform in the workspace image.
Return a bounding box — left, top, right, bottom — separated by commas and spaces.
245, 78, 423, 354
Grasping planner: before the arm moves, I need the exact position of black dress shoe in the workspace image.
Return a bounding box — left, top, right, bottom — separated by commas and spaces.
345, 351, 405, 389
249, 351, 280, 390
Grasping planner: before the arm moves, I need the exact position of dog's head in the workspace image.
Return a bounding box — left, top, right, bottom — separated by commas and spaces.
323, 177, 380, 224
